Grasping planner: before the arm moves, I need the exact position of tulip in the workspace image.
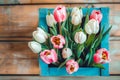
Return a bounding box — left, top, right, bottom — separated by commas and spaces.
53, 5, 67, 22
40, 49, 58, 64
90, 10, 102, 23
33, 28, 48, 43
93, 48, 110, 64
71, 7, 83, 25
74, 31, 87, 44
62, 48, 72, 59
51, 35, 65, 49
66, 59, 79, 74
46, 13, 57, 27
28, 41, 42, 53
71, 7, 83, 17
85, 19, 99, 35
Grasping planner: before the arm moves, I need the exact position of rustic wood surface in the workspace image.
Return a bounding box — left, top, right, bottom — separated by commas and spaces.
0, 0, 120, 4
0, 0, 120, 76
0, 76, 120, 80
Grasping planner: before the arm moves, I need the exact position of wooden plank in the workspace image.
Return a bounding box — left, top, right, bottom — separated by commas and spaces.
0, 76, 120, 80
0, 0, 120, 4
0, 42, 37, 59
0, 5, 70, 38
109, 41, 120, 74
0, 59, 39, 74
0, 4, 119, 38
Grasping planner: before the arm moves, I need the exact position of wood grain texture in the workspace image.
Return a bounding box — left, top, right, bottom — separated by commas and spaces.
0, 42, 37, 59
0, 2, 119, 75
0, 0, 120, 4
0, 59, 39, 74
0, 76, 120, 80
0, 5, 69, 38
110, 41, 120, 74
0, 4, 120, 39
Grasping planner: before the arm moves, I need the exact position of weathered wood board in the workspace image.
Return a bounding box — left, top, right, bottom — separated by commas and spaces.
0, 0, 120, 4
0, 1, 120, 75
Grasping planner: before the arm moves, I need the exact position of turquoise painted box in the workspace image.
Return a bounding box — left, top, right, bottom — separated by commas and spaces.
38, 7, 110, 76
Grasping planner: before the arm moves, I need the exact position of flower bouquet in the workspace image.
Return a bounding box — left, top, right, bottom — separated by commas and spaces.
28, 5, 112, 76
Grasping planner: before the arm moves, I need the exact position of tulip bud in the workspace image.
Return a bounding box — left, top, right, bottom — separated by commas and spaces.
62, 48, 72, 59
71, 7, 83, 25
28, 41, 42, 53
90, 10, 102, 24
53, 5, 67, 22
46, 13, 57, 27
74, 31, 87, 44
71, 13, 82, 25
71, 7, 83, 17
33, 28, 48, 43
85, 19, 99, 35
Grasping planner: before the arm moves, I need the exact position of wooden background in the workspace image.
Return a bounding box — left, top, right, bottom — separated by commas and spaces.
0, 0, 120, 76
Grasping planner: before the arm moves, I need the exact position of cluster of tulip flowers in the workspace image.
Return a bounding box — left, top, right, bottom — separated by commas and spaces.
28, 5, 111, 74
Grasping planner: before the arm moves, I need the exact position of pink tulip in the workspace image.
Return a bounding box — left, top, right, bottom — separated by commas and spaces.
40, 49, 58, 64
90, 10, 102, 23
93, 48, 110, 64
53, 5, 67, 22
51, 35, 65, 49
66, 59, 79, 74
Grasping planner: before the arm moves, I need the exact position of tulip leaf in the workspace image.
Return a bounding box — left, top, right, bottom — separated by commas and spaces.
92, 28, 103, 49
77, 44, 84, 58
65, 36, 68, 48
102, 25, 112, 39
87, 47, 95, 66
92, 63, 105, 69
49, 28, 56, 35
85, 52, 90, 63
77, 58, 83, 66
83, 9, 90, 31
58, 58, 71, 69
85, 34, 95, 48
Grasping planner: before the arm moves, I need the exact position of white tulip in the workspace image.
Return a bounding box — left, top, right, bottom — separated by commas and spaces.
33, 28, 48, 43
74, 31, 87, 44
28, 41, 42, 53
71, 7, 83, 17
71, 13, 82, 25
85, 19, 99, 34
62, 48, 72, 59
71, 7, 83, 25
46, 14, 57, 27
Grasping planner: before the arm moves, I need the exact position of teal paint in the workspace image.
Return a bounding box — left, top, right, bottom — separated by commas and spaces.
38, 7, 109, 76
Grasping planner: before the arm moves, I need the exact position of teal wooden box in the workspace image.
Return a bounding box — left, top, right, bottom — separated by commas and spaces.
38, 7, 110, 76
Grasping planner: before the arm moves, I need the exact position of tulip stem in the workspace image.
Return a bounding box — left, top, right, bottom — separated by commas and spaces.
58, 23, 61, 34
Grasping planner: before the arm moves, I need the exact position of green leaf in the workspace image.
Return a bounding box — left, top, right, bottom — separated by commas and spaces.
85, 34, 95, 48
83, 9, 90, 31
85, 53, 90, 63
102, 25, 112, 39
87, 47, 95, 66
77, 44, 84, 58
50, 28, 56, 35
92, 63, 105, 69
77, 58, 83, 66
65, 36, 68, 48
58, 58, 71, 68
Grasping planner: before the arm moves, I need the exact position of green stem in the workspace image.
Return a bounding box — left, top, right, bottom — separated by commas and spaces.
59, 23, 61, 34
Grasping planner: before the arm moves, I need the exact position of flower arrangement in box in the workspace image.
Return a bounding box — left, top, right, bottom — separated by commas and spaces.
28, 5, 112, 76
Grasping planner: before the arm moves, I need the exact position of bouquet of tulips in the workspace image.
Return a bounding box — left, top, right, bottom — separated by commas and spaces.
28, 5, 111, 74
